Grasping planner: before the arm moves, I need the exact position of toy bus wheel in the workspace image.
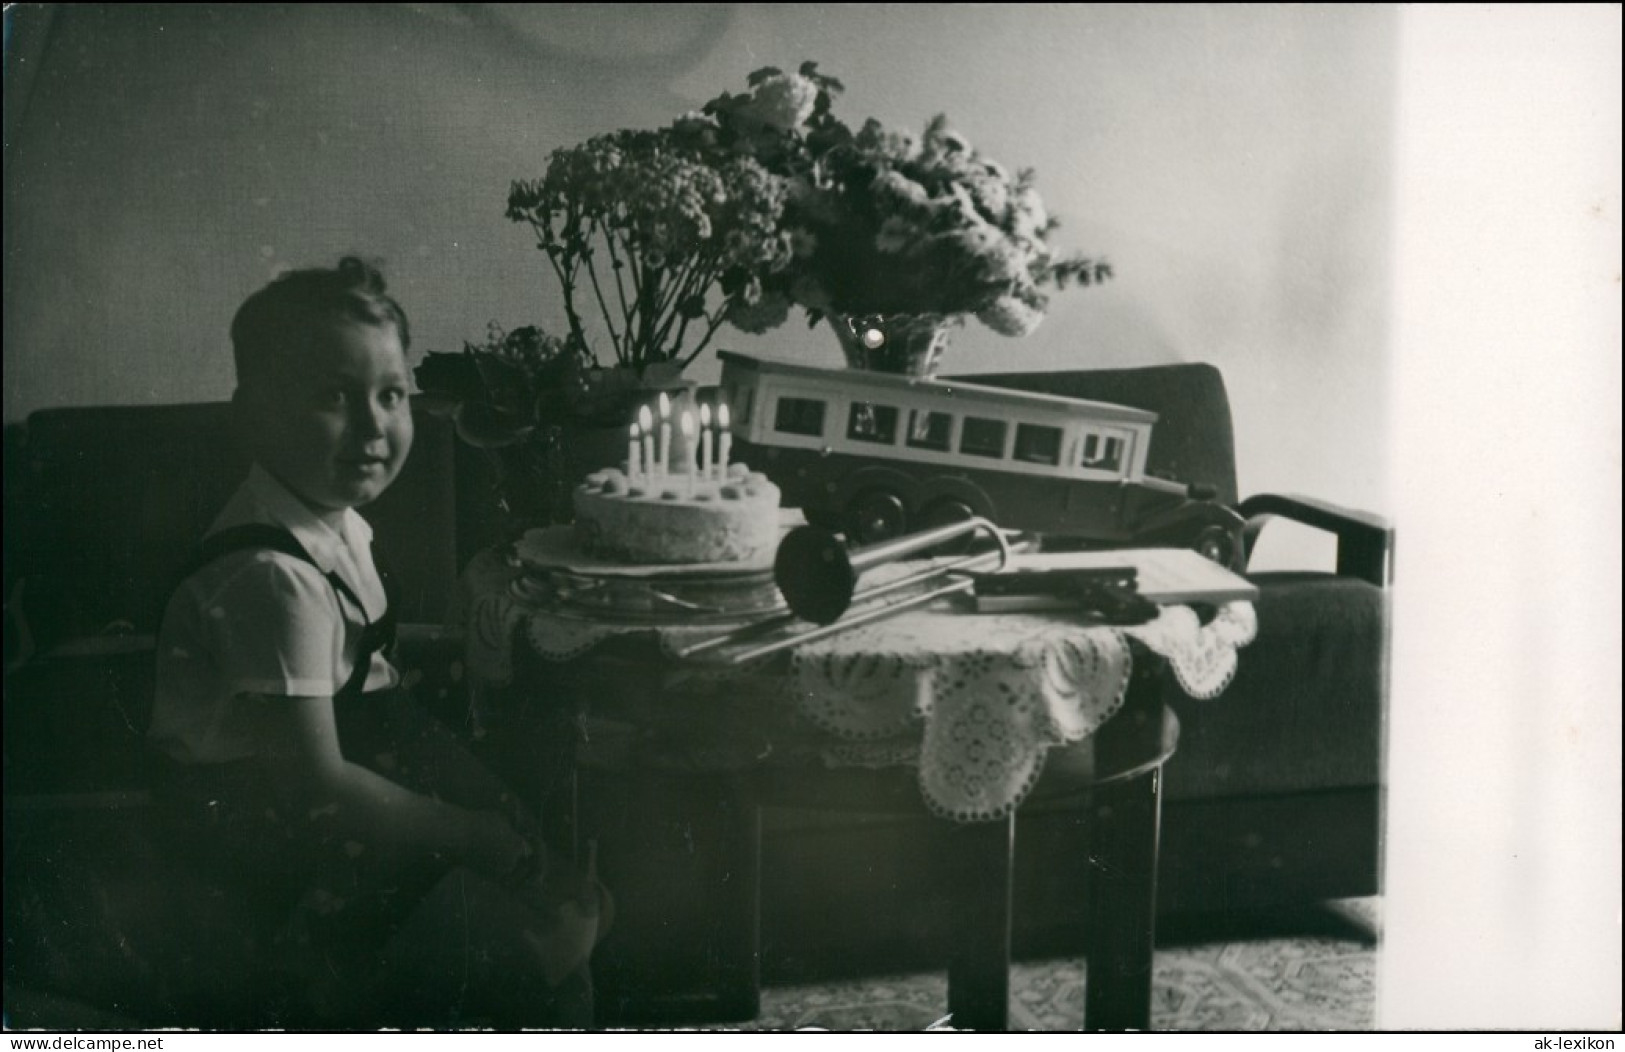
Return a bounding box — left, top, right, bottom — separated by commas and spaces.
847, 490, 908, 545
1194, 525, 1237, 568
917, 498, 980, 554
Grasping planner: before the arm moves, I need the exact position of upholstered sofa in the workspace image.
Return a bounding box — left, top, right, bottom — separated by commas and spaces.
2, 363, 1390, 1024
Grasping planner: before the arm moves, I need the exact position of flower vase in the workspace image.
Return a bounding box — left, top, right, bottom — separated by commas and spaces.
494, 430, 570, 535
560, 366, 697, 508
491, 368, 698, 534
830, 315, 953, 377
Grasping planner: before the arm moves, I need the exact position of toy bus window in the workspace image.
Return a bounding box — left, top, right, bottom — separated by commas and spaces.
906, 410, 952, 451
774, 396, 826, 437
734, 386, 754, 426
960, 417, 1008, 459
1013, 423, 1063, 466
1080, 431, 1123, 472
847, 402, 899, 444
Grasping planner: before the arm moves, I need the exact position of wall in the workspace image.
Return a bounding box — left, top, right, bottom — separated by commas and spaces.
4, 3, 1396, 531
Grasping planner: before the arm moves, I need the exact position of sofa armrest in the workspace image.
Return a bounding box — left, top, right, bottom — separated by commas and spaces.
1237, 493, 1394, 586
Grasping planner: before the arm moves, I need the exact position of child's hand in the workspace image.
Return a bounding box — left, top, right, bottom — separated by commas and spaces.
522, 905, 600, 988
518, 840, 607, 987
510, 840, 613, 966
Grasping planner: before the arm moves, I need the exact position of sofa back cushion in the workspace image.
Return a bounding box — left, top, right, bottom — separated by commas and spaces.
10, 399, 461, 644
961, 362, 1239, 506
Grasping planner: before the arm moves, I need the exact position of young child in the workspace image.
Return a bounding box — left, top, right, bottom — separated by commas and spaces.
147, 257, 601, 1029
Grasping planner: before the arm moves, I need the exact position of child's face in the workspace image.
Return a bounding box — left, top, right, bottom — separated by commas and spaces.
247, 320, 415, 519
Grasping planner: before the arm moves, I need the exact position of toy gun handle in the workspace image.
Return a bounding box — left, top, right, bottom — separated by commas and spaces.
970, 567, 1159, 625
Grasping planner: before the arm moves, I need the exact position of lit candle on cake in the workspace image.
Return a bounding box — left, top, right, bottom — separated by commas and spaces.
717, 403, 732, 479
638, 405, 655, 481
628, 421, 642, 484
699, 403, 713, 481
680, 409, 697, 494
657, 393, 672, 479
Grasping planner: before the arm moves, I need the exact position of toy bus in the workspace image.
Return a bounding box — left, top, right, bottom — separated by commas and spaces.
716, 351, 1245, 568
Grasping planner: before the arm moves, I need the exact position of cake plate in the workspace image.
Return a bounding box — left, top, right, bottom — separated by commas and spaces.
511, 523, 798, 624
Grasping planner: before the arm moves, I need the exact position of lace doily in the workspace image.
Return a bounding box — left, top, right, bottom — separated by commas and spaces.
455, 551, 1255, 823
786, 601, 1255, 821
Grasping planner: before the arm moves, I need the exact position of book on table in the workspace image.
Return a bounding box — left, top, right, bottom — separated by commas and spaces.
971, 548, 1258, 613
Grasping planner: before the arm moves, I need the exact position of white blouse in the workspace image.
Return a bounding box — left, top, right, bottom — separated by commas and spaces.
148, 464, 398, 765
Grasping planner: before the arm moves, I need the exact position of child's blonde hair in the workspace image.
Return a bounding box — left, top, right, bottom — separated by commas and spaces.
230, 257, 411, 389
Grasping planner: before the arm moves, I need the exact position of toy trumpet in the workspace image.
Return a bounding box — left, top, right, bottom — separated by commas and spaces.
671, 516, 1018, 664
774, 516, 1011, 625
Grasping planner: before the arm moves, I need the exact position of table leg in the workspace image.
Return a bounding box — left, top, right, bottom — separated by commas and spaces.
943, 812, 1015, 1032
1083, 766, 1163, 1032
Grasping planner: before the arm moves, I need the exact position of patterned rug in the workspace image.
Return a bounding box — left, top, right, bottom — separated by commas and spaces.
734, 898, 1380, 1032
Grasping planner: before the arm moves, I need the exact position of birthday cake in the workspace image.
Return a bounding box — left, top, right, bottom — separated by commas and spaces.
573, 462, 782, 565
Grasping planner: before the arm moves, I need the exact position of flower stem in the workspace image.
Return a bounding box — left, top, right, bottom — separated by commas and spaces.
653, 253, 720, 360
601, 225, 637, 352
535, 217, 595, 364
581, 221, 625, 365
678, 300, 733, 370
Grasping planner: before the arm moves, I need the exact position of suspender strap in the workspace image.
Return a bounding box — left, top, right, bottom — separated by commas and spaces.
179, 523, 397, 698
187, 525, 367, 611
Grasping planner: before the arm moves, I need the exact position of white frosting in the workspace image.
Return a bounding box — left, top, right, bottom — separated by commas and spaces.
573, 463, 781, 564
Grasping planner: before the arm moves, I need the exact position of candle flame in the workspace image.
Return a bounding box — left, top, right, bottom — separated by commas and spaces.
658, 392, 671, 418
699, 403, 712, 427
718, 403, 730, 429
630, 421, 640, 438
638, 405, 653, 429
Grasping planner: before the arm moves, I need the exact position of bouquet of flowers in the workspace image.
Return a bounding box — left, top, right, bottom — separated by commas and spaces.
505, 126, 796, 373
677, 62, 1111, 339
